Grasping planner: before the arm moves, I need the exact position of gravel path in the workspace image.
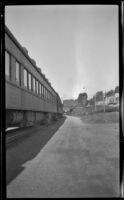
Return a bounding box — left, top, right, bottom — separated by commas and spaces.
7, 116, 119, 198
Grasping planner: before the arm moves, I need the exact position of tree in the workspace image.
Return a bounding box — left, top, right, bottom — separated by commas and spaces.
106, 89, 114, 97
77, 92, 88, 106
88, 97, 95, 105
95, 91, 103, 101
115, 86, 119, 93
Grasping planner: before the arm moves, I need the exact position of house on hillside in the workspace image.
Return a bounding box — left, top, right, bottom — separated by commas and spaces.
114, 92, 119, 104
94, 90, 119, 106
96, 100, 104, 106
105, 91, 119, 105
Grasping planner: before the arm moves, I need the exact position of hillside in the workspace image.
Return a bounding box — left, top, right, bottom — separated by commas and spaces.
63, 99, 77, 107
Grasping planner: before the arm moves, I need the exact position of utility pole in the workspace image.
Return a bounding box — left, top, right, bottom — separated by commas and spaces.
103, 91, 106, 113
94, 94, 96, 112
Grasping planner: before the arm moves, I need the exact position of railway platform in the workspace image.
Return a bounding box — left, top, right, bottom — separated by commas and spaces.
7, 115, 119, 198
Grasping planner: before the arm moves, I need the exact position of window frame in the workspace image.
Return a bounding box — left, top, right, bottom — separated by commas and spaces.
35, 79, 37, 94
44, 87, 46, 99
28, 72, 32, 91
33, 77, 36, 93
36, 80, 39, 95
42, 85, 44, 98
5, 50, 11, 80
46, 88, 47, 99
39, 83, 41, 96
15, 60, 21, 85
24, 68, 28, 88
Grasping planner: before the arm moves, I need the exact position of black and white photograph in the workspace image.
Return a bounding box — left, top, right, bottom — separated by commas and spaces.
3, 3, 123, 198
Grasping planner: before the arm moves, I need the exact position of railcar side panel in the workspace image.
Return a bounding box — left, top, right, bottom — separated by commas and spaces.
24, 92, 57, 112
6, 82, 57, 112
6, 82, 22, 109
5, 26, 63, 127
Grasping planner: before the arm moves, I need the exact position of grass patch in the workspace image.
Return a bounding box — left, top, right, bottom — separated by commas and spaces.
80, 112, 119, 124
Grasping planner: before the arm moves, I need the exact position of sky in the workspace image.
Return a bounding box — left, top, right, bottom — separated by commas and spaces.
5, 5, 119, 101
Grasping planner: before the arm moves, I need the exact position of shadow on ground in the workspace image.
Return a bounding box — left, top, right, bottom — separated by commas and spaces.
6, 116, 66, 185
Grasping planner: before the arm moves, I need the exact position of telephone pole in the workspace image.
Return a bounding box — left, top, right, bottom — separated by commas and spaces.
94, 94, 96, 112
103, 91, 106, 113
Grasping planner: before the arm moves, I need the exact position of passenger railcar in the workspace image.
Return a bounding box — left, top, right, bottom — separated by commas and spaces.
5, 25, 63, 128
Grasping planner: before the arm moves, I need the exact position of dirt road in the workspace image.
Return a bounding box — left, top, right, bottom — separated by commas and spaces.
7, 115, 119, 197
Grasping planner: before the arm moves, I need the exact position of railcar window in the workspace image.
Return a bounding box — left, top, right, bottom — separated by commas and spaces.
28, 73, 32, 90
50, 93, 52, 102
46, 89, 47, 99
36, 80, 38, 94
38, 81, 39, 94
44, 87, 46, 98
5, 51, 11, 79
45, 88, 47, 99
47, 90, 49, 99
41, 85, 43, 96
48, 91, 50, 100
47, 90, 49, 100
35, 79, 36, 93
39, 83, 41, 96
15, 61, 20, 84
24, 69, 27, 88
41, 84, 42, 96
48, 92, 50, 100
43, 86, 44, 97
47, 91, 49, 100
33, 77, 35, 92
48, 91, 49, 100
43, 86, 45, 98
45, 89, 46, 99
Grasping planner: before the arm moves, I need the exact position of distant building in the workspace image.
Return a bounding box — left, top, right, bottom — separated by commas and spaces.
95, 91, 119, 106
96, 100, 104, 106
114, 92, 119, 104
105, 92, 119, 105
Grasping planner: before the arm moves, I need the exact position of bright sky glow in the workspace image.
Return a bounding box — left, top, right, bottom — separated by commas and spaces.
5, 5, 119, 100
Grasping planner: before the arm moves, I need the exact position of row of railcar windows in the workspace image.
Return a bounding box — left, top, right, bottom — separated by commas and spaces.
5, 50, 55, 103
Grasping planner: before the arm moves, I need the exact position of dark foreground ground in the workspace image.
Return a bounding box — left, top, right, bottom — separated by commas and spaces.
6, 116, 66, 184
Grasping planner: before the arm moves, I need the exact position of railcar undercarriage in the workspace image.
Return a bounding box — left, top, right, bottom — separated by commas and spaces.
6, 110, 62, 128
